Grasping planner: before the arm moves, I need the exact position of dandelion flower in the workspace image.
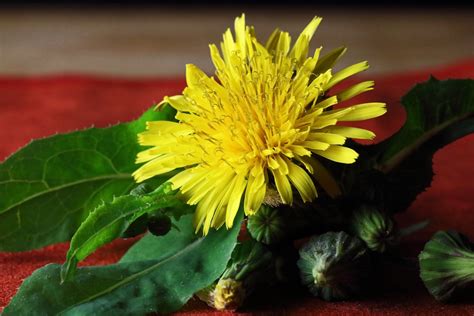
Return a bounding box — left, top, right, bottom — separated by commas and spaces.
133, 14, 386, 234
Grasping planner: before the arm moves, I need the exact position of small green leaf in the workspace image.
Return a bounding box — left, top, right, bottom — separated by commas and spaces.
3, 213, 243, 315
0, 106, 175, 252
61, 183, 192, 282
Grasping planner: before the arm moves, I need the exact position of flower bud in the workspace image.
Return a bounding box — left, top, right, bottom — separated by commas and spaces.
121, 214, 148, 238
247, 205, 286, 244
419, 230, 474, 301
351, 205, 399, 252
214, 279, 246, 310
297, 231, 371, 301
197, 240, 273, 310
147, 214, 172, 236
122, 183, 158, 238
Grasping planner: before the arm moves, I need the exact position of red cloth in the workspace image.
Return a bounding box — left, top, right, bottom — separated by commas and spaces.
1, 60, 474, 314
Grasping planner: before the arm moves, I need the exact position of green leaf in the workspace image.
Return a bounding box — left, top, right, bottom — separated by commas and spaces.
313, 46, 347, 74
3, 213, 243, 315
376, 78, 474, 171
61, 183, 192, 282
369, 78, 474, 213
0, 106, 176, 252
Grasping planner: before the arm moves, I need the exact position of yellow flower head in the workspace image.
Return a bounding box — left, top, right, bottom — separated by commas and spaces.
133, 15, 386, 234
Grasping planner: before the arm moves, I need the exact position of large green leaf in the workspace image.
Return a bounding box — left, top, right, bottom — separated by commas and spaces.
0, 106, 175, 252
3, 213, 243, 315
61, 183, 192, 282
370, 78, 474, 212
376, 78, 474, 171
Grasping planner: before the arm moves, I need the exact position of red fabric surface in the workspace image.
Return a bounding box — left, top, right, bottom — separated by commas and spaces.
1, 60, 474, 314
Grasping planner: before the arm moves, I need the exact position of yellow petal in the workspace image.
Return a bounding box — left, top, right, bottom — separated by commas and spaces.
313, 145, 359, 164
221, 28, 236, 65
194, 169, 236, 234
303, 157, 341, 197
225, 173, 247, 228
314, 95, 338, 110
169, 167, 207, 191
274, 155, 289, 175
301, 140, 330, 151
194, 188, 219, 235
294, 155, 314, 174
286, 145, 311, 157
209, 44, 226, 72
244, 169, 266, 216
267, 156, 280, 170
323, 126, 375, 140
265, 28, 281, 51
137, 133, 177, 147
211, 176, 239, 229
136, 142, 196, 160
164, 95, 192, 113
326, 61, 369, 89
316, 107, 353, 121
339, 102, 387, 121
186, 168, 229, 205
146, 121, 193, 135
276, 31, 291, 56
186, 64, 209, 88
290, 17, 322, 64
307, 132, 346, 145
271, 169, 293, 205
286, 160, 317, 202
234, 14, 247, 59
135, 149, 159, 164
295, 109, 323, 129
311, 118, 338, 129
133, 154, 191, 182
337, 81, 374, 102
208, 175, 236, 229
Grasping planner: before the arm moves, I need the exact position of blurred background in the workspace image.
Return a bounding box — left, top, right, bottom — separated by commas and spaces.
0, 2, 473, 77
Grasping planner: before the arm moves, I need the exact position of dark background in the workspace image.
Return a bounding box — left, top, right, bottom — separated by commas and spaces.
1, 0, 473, 7
1, 0, 473, 77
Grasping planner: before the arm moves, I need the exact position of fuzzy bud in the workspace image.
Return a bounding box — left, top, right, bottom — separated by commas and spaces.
297, 231, 371, 301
